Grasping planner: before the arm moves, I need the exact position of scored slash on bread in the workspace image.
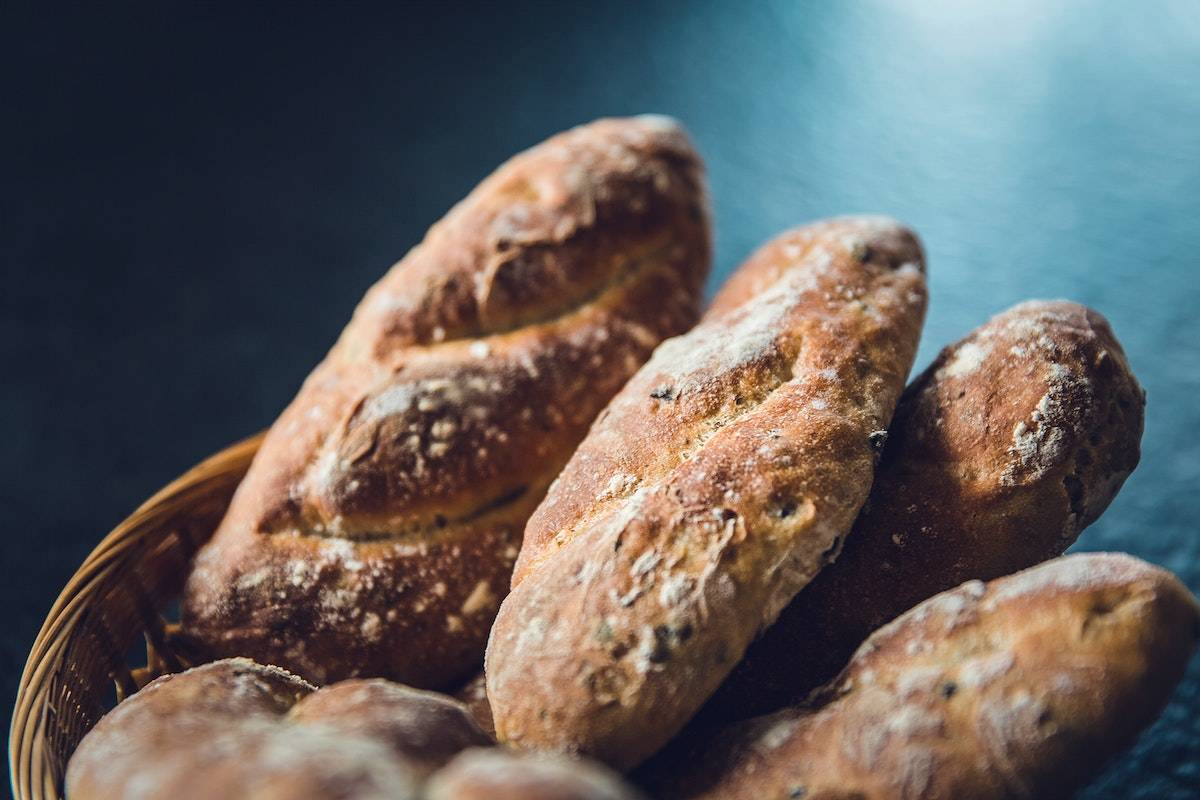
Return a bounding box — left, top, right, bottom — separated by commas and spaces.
651, 553, 1200, 800
486, 217, 928, 768
699, 299, 1146, 722
180, 116, 712, 688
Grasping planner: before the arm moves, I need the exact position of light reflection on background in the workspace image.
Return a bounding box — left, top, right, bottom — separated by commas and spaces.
690, 4, 1200, 795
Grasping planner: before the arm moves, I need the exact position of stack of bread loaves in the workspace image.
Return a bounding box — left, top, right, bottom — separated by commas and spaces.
65, 117, 1197, 800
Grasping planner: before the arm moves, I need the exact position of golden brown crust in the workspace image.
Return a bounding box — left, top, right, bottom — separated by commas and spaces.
487, 217, 927, 768
181, 116, 711, 686
703, 300, 1145, 720
65, 659, 422, 800
425, 749, 645, 800
659, 553, 1200, 800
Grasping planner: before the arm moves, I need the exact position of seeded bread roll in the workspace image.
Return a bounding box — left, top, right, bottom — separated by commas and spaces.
658, 553, 1200, 800
65, 659, 421, 800
182, 116, 711, 686
701, 300, 1145, 721
486, 217, 928, 767
426, 749, 645, 800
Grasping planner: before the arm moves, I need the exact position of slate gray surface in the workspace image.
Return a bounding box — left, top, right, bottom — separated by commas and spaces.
4, 1, 1198, 795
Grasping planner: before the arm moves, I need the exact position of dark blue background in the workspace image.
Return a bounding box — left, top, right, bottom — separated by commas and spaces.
4, 2, 1198, 795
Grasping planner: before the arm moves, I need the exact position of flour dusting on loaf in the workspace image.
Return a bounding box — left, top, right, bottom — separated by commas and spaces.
487, 217, 927, 768
655, 554, 1199, 800
181, 116, 711, 686
982, 547, 1151, 607
700, 299, 1144, 721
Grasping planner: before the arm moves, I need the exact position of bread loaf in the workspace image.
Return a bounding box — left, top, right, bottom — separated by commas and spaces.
181, 116, 711, 687
486, 217, 928, 767
702, 300, 1145, 721
425, 749, 645, 800
65, 659, 421, 799
656, 553, 1199, 800
287, 679, 491, 777
67, 654, 647, 799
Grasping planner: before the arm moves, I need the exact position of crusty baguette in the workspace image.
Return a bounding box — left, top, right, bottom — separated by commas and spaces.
181, 116, 710, 686
486, 217, 928, 767
425, 749, 645, 800
656, 553, 1199, 800
701, 300, 1145, 721
65, 659, 421, 800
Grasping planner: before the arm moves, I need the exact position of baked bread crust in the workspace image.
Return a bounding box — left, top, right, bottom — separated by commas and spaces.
67, 657, 642, 800
486, 217, 927, 767
181, 116, 711, 686
65, 659, 419, 800
662, 553, 1200, 800
426, 749, 645, 800
287, 679, 491, 777
703, 300, 1146, 720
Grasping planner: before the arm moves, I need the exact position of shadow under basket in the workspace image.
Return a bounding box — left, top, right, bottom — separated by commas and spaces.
9, 433, 264, 800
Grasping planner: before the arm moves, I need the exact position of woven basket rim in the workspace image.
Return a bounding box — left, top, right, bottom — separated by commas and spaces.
8, 432, 264, 800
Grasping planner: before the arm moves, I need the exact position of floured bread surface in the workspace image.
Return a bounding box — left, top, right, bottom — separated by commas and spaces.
704, 300, 1145, 720
664, 553, 1200, 800
487, 217, 927, 768
181, 116, 711, 686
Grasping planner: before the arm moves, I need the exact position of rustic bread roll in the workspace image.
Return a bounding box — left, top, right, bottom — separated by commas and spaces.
288, 679, 492, 777
657, 553, 1200, 800
182, 116, 711, 687
65, 659, 421, 799
486, 217, 928, 767
426, 749, 645, 800
701, 300, 1145, 721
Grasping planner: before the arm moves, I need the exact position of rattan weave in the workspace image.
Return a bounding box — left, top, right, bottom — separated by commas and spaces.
8, 434, 263, 800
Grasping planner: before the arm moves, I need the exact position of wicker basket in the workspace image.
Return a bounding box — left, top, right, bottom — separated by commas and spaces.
8, 433, 264, 800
